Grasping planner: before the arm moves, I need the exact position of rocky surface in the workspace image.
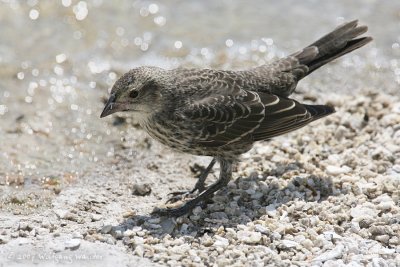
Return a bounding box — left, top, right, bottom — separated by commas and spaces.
1, 90, 399, 266
1, 1, 399, 266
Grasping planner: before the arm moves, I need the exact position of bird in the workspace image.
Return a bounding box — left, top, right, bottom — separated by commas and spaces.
100, 20, 372, 217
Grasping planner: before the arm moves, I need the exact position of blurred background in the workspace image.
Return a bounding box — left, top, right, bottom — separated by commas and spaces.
0, 0, 399, 189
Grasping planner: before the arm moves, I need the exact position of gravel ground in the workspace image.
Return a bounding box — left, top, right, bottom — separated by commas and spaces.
1, 91, 399, 266
1, 1, 400, 266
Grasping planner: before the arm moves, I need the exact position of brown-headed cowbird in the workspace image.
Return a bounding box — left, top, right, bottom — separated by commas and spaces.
101, 20, 372, 216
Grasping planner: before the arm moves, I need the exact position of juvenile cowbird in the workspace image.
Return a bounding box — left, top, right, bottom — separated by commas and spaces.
101, 20, 372, 216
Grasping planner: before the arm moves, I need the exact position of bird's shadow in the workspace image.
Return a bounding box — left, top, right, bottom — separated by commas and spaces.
114, 163, 335, 239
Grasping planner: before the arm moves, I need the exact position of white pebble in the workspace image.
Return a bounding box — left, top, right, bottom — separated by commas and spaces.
265, 204, 277, 217
326, 165, 351, 176
323, 231, 342, 241
54, 209, 69, 219
350, 205, 379, 222
65, 239, 80, 250
135, 245, 144, 257
280, 239, 299, 249
214, 236, 229, 248
313, 244, 344, 262
237, 231, 262, 244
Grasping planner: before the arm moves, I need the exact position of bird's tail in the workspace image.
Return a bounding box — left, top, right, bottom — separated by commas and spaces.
304, 104, 335, 121
292, 20, 373, 75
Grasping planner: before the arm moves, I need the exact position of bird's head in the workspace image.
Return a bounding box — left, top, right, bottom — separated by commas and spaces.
100, 66, 165, 118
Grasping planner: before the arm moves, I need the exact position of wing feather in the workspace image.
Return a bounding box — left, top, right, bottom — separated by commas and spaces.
251, 92, 333, 141
180, 90, 265, 147
176, 88, 333, 148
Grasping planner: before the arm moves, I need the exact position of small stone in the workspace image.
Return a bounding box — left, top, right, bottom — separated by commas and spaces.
65, 239, 80, 250
0, 236, 9, 244
148, 217, 161, 224
372, 258, 388, 267
270, 232, 282, 241
375, 235, 390, 244
41, 220, 51, 228
180, 223, 189, 233
105, 236, 116, 245
326, 165, 351, 176
53, 230, 61, 237
323, 231, 342, 241
189, 215, 200, 221
160, 218, 176, 235
72, 232, 83, 239
192, 206, 202, 215
18, 222, 30, 231
313, 244, 344, 262
123, 230, 135, 237
376, 201, 394, 211
10, 232, 19, 238
214, 236, 229, 248
54, 209, 69, 219
301, 239, 313, 250
334, 126, 347, 140
135, 245, 144, 257
131, 226, 142, 233
122, 210, 136, 218
280, 240, 299, 249
148, 224, 161, 229
91, 214, 103, 221
376, 247, 395, 255
237, 231, 262, 244
250, 192, 263, 200
54, 209, 77, 221
201, 234, 214, 247
51, 243, 65, 252
18, 238, 31, 245
350, 205, 379, 222
254, 224, 269, 234
210, 212, 228, 220
392, 164, 400, 173
265, 204, 277, 217
131, 183, 151, 196
389, 236, 400, 246
100, 225, 113, 234
111, 230, 123, 239
91, 233, 105, 242
122, 237, 133, 245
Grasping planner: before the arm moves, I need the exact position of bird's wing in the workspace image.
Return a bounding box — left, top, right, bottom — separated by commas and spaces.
251, 93, 318, 141
177, 89, 330, 147
178, 90, 265, 147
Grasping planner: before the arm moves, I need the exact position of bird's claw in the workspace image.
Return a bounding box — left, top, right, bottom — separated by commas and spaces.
166, 183, 207, 204
153, 196, 204, 217
151, 206, 189, 217
165, 191, 192, 204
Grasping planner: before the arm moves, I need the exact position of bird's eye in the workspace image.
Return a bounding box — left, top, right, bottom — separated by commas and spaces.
129, 90, 139, 98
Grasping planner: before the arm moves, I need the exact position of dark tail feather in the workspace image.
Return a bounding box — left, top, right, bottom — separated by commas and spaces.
293, 20, 373, 75
304, 104, 335, 121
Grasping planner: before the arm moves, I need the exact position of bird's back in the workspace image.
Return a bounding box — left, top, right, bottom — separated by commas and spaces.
144, 20, 371, 158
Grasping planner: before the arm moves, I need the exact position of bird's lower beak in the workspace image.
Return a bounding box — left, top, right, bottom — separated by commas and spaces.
100, 94, 118, 118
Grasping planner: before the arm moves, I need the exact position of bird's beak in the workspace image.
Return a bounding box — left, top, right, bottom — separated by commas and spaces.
100, 94, 117, 118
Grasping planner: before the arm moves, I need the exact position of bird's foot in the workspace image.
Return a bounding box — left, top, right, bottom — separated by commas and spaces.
165, 191, 192, 204
155, 158, 232, 218
153, 194, 206, 217
165, 183, 206, 204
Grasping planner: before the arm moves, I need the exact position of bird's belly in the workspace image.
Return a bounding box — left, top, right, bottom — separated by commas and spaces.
141, 119, 253, 158
141, 119, 198, 154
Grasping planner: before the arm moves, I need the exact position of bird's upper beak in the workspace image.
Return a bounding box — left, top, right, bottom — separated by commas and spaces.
100, 94, 118, 118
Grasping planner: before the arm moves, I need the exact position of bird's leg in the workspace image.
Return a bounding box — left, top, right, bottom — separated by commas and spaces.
190, 157, 217, 193
166, 158, 216, 203
156, 158, 232, 217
